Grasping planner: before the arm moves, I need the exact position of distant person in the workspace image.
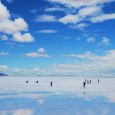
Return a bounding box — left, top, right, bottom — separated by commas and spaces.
87, 80, 89, 84
90, 80, 91, 84
98, 78, 99, 83
50, 81, 53, 87
83, 81, 86, 88
26, 80, 28, 83
36, 81, 38, 83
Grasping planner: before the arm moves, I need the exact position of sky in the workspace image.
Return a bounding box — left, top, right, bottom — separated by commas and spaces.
0, 0, 115, 76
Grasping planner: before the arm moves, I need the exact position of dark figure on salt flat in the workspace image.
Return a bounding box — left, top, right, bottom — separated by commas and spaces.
83, 81, 86, 88
51, 81, 53, 87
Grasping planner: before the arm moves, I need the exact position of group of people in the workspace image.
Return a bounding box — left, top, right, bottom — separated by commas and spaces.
83, 78, 99, 88
26, 78, 100, 88
26, 80, 53, 87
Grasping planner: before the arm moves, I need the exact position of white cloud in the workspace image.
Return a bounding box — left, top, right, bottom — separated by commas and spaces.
0, 1, 34, 42
13, 32, 34, 42
0, 51, 10, 56
59, 14, 80, 24
0, 35, 8, 41
3, 49, 115, 76
46, 0, 113, 9
44, 0, 114, 27
78, 6, 102, 17
71, 23, 87, 29
86, 37, 95, 43
37, 29, 58, 33
0, 1, 10, 21
90, 13, 115, 23
102, 37, 110, 45
13, 109, 33, 115
0, 65, 8, 71
25, 48, 50, 58
25, 52, 50, 58
35, 14, 57, 22
0, 18, 28, 34
99, 37, 110, 46
62, 51, 97, 60
38, 48, 46, 53
44, 7, 65, 12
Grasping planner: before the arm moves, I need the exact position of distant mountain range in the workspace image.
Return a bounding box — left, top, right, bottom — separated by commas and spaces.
0, 73, 8, 76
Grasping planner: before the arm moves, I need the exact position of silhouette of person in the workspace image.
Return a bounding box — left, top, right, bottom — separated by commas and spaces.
98, 78, 99, 83
51, 81, 53, 87
87, 80, 89, 84
83, 81, 86, 88
90, 80, 91, 84
26, 80, 28, 83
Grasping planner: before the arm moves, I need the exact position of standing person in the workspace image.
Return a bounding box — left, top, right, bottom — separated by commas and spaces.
90, 80, 91, 84
83, 81, 86, 88
87, 80, 89, 84
50, 81, 53, 87
26, 80, 28, 83
98, 78, 99, 83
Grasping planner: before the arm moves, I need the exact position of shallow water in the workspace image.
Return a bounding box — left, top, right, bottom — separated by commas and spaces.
0, 77, 115, 115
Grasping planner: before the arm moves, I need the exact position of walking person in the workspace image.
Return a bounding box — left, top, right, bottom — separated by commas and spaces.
50, 81, 53, 87
87, 80, 89, 84
98, 78, 99, 83
90, 80, 91, 84
83, 81, 86, 88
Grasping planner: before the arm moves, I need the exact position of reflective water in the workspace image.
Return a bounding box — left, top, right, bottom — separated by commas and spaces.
0, 77, 115, 115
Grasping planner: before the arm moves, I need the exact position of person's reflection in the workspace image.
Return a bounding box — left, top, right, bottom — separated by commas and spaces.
83, 91, 86, 95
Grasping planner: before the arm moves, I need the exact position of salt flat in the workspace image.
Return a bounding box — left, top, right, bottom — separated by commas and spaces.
0, 77, 115, 115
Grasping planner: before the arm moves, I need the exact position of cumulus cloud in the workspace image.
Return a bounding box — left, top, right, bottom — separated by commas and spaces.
46, 0, 113, 9
78, 6, 102, 17
59, 14, 80, 24
90, 13, 115, 23
13, 32, 34, 42
0, 35, 8, 41
24, 48, 50, 58
101, 37, 110, 45
0, 18, 28, 34
0, 1, 10, 21
42, 0, 115, 28
3, 49, 115, 76
35, 14, 57, 22
38, 48, 46, 53
98, 37, 110, 46
37, 29, 58, 33
86, 37, 96, 43
0, 1, 34, 42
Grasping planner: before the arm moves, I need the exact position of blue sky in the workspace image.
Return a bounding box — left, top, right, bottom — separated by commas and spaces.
0, 0, 115, 76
